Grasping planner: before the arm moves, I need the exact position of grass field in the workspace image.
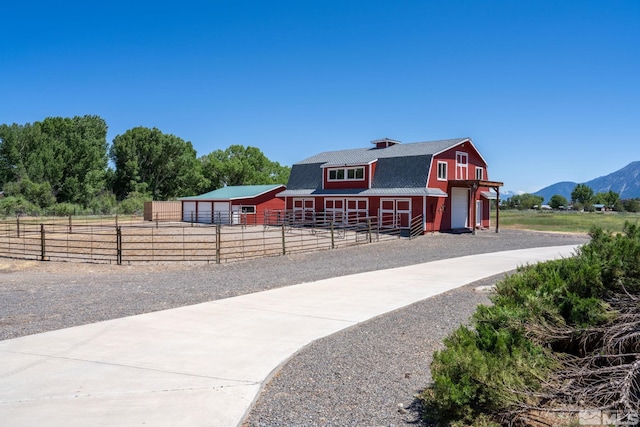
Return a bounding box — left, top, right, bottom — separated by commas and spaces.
495, 209, 640, 234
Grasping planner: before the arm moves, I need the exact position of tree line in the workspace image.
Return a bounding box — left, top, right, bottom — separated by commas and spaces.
0, 115, 290, 216
502, 183, 640, 212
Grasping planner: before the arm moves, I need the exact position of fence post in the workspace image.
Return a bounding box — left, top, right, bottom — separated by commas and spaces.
191, 211, 194, 227
367, 218, 372, 243
330, 222, 335, 249
16, 216, 20, 238
115, 214, 119, 228
116, 226, 122, 265
155, 212, 159, 229
216, 223, 221, 264
281, 224, 286, 255
68, 215, 73, 234
40, 224, 46, 261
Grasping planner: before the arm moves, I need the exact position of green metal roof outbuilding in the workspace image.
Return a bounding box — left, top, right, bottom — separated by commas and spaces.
179, 185, 286, 225
180, 184, 285, 201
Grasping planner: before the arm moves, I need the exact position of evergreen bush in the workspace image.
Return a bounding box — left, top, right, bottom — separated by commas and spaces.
421, 222, 640, 425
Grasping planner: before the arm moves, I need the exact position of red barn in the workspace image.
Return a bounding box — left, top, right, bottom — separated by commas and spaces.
180, 184, 285, 225
278, 138, 503, 234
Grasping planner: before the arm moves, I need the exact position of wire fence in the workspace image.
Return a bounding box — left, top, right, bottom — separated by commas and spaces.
0, 212, 421, 265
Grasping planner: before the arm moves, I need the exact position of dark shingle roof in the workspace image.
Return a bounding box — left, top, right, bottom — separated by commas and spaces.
371, 155, 432, 188
285, 163, 323, 190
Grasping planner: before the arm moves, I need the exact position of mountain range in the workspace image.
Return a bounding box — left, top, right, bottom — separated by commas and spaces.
532, 161, 640, 203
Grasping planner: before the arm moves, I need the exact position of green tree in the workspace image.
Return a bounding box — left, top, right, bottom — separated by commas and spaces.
0, 123, 23, 187
3, 178, 56, 208
623, 198, 640, 213
0, 116, 108, 207
549, 194, 568, 210
571, 183, 594, 205
593, 190, 620, 210
109, 127, 207, 200
503, 193, 544, 210
199, 145, 290, 191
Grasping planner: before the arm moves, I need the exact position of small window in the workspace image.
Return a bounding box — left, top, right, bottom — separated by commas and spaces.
437, 161, 447, 180
475, 167, 483, 180
241, 206, 256, 214
456, 152, 468, 180
328, 167, 364, 181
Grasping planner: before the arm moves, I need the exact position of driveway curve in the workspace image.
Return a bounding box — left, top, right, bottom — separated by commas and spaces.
0, 230, 589, 426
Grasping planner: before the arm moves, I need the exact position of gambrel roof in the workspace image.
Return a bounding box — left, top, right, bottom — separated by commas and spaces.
280, 138, 475, 197
295, 138, 469, 165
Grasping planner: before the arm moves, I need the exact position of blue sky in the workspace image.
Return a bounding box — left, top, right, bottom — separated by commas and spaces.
1, 1, 638, 194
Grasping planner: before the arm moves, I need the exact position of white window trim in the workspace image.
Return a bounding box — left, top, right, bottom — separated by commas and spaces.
379, 198, 412, 229
475, 166, 483, 181
346, 198, 369, 223
437, 161, 448, 181
327, 166, 366, 182
456, 151, 468, 180
293, 198, 315, 221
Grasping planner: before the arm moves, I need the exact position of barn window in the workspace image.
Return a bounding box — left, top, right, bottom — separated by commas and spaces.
456, 152, 468, 180
241, 206, 256, 214
329, 169, 344, 180
328, 167, 364, 181
475, 167, 483, 180
437, 161, 447, 180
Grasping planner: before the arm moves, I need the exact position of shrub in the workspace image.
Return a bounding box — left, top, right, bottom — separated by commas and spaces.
0, 195, 41, 217
88, 192, 117, 215
117, 191, 149, 215
48, 203, 86, 216
421, 222, 640, 425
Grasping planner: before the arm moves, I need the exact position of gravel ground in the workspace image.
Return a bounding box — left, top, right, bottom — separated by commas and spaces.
0, 229, 590, 425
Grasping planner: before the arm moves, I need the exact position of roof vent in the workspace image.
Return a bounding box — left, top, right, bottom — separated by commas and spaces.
371, 138, 401, 149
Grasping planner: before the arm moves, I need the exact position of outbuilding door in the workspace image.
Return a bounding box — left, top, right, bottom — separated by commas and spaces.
183, 201, 196, 222
476, 200, 483, 227
198, 201, 213, 223
213, 202, 230, 224
451, 188, 469, 229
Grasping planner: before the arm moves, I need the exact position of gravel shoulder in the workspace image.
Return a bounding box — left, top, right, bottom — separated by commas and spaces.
0, 229, 590, 426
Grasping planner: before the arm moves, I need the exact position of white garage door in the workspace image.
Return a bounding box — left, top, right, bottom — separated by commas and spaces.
198, 201, 213, 223
213, 201, 231, 224
451, 188, 469, 229
182, 201, 196, 222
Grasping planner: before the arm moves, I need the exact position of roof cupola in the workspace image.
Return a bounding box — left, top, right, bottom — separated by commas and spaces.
371, 138, 401, 149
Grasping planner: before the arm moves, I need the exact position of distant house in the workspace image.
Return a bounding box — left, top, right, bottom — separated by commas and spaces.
179, 184, 285, 225
278, 138, 502, 234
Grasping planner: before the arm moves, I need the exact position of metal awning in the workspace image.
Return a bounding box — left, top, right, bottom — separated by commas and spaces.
481, 191, 497, 199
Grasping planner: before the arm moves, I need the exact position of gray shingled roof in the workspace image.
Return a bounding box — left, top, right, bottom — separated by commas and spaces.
282, 138, 469, 195
278, 188, 447, 197
294, 138, 468, 165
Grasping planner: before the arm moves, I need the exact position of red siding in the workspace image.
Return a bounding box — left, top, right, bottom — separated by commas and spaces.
229, 187, 285, 225
286, 140, 496, 234
426, 141, 493, 232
